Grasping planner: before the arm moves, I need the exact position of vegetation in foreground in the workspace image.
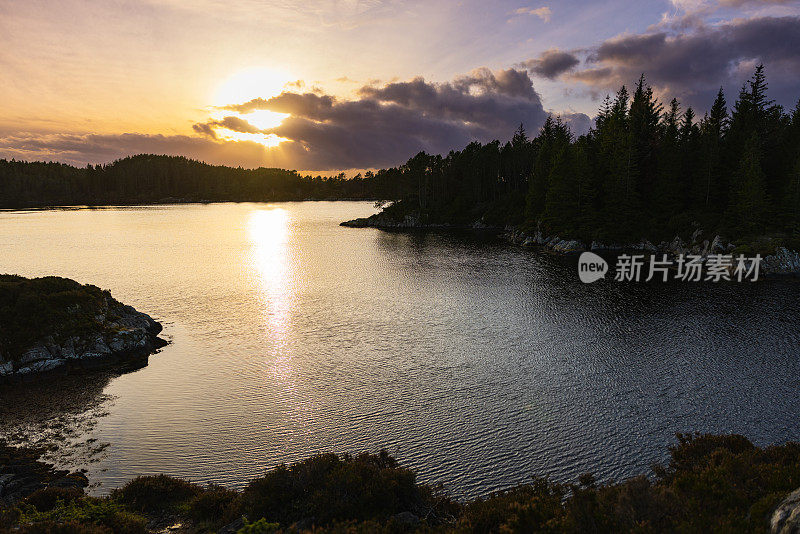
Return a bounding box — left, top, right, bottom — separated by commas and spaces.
2, 433, 799, 533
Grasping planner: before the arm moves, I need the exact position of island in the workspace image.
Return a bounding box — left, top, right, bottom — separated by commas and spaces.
0, 274, 166, 382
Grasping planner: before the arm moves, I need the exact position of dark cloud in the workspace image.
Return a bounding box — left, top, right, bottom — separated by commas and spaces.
8, 68, 589, 171
572, 15, 800, 108
521, 48, 580, 79
223, 93, 334, 115
202, 67, 560, 170
192, 116, 264, 136
191, 122, 217, 139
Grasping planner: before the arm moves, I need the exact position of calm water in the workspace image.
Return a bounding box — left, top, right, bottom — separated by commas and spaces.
1, 202, 799, 498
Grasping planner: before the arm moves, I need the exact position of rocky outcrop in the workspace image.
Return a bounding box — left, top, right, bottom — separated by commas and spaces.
0, 302, 166, 383
771, 488, 800, 534
341, 211, 425, 228
0, 443, 88, 507
341, 209, 501, 231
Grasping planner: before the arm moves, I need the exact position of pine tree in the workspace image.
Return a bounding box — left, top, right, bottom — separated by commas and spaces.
730, 134, 769, 233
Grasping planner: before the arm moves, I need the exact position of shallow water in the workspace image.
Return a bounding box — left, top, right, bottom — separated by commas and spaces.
1, 201, 799, 498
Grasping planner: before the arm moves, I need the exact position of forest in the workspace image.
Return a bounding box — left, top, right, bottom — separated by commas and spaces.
2, 66, 799, 246
372, 65, 800, 244
0, 155, 381, 207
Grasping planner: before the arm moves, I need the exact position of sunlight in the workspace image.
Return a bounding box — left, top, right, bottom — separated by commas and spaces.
214, 66, 289, 106
247, 208, 296, 379
214, 128, 286, 148
211, 67, 291, 147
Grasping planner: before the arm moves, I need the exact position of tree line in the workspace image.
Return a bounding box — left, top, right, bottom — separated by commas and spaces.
379, 65, 800, 244
2, 66, 798, 245
0, 155, 383, 207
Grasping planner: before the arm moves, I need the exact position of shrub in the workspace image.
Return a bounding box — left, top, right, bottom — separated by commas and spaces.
111, 474, 201, 513
239, 451, 439, 527
24, 487, 85, 513
12, 521, 111, 534
188, 484, 240, 525
457, 479, 566, 533
236, 518, 280, 533
16, 496, 146, 534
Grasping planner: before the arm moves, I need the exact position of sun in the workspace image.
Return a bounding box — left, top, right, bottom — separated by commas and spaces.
214, 66, 289, 106
211, 67, 292, 147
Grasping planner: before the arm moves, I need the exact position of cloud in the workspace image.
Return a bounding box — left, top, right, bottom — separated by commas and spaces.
570, 15, 800, 108
0, 132, 275, 169
513, 6, 552, 22
191, 122, 217, 139
521, 48, 580, 79
5, 68, 590, 171
207, 116, 263, 134
196, 67, 570, 170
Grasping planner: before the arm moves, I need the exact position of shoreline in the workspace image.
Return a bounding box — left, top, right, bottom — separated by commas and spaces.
2, 435, 799, 533
341, 212, 800, 275
0, 198, 380, 212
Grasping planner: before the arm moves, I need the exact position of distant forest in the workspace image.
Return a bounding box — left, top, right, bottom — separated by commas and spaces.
0, 156, 385, 206
2, 66, 798, 244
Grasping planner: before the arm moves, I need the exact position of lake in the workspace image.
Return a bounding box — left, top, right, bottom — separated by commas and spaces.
1, 201, 799, 498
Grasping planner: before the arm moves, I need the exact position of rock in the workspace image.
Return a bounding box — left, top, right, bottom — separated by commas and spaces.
763, 247, 800, 275
28, 359, 66, 373
691, 228, 703, 244
0, 443, 88, 507
18, 345, 51, 365
1, 300, 164, 383
665, 236, 687, 256
710, 235, 726, 253
771, 487, 800, 534
90, 334, 112, 355
591, 241, 606, 251
61, 337, 78, 359
552, 239, 586, 253
631, 239, 657, 252
391, 511, 421, 526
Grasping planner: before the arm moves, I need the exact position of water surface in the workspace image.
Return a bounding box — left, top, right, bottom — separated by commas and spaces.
1, 202, 799, 498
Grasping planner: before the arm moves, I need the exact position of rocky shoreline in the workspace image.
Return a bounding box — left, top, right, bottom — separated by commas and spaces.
0, 443, 89, 508
341, 212, 800, 275
502, 225, 800, 275
341, 211, 500, 230
0, 278, 167, 384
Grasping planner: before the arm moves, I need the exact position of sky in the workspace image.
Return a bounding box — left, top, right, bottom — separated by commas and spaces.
1, 0, 799, 173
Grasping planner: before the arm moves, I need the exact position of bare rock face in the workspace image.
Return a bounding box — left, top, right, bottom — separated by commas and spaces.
771, 488, 800, 534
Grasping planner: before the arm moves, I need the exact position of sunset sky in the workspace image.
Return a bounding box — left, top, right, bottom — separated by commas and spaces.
1, 0, 799, 172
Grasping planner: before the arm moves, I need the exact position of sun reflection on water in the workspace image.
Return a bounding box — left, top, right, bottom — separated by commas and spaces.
247, 208, 295, 380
